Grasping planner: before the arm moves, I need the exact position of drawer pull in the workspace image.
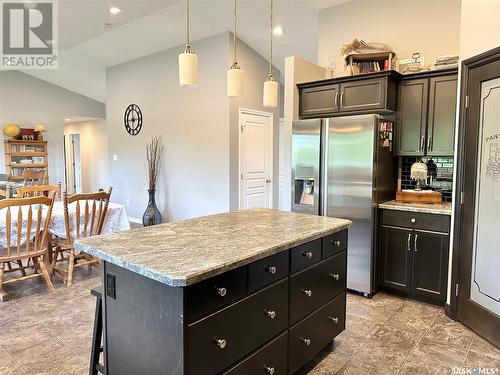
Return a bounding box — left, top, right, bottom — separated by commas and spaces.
302, 289, 313, 297
216, 287, 227, 297
265, 309, 276, 319
329, 273, 340, 280
331, 240, 341, 247
300, 337, 312, 346
303, 251, 313, 259
410, 218, 416, 224
329, 316, 339, 324
264, 365, 275, 375
266, 266, 277, 275
215, 338, 227, 349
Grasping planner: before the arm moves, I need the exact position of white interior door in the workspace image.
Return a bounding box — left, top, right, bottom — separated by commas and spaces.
64, 133, 82, 194
239, 110, 273, 209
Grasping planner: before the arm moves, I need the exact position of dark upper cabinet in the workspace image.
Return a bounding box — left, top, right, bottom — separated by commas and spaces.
396, 70, 458, 156
298, 71, 400, 118
427, 76, 458, 156
396, 79, 428, 156
380, 226, 413, 293
379, 209, 451, 304
300, 84, 340, 118
412, 230, 449, 302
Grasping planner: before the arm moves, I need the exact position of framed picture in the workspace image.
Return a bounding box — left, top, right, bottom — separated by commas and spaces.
398, 53, 425, 74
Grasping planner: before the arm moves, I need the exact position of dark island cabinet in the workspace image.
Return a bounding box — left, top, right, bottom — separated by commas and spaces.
103, 229, 348, 375
396, 69, 458, 156
298, 71, 400, 118
379, 209, 450, 303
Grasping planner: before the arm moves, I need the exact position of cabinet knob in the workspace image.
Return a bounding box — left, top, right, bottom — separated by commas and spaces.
216, 287, 227, 297
329, 273, 340, 280
266, 266, 277, 275
302, 289, 313, 297
303, 251, 313, 259
300, 337, 312, 346
265, 309, 276, 319
329, 316, 339, 324
410, 218, 416, 224
215, 338, 227, 349
264, 366, 275, 375
331, 240, 341, 247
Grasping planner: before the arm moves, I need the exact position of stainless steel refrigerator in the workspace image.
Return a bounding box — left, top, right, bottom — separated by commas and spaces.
291, 114, 395, 296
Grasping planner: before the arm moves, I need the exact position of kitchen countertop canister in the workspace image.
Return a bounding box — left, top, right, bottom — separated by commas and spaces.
74, 208, 352, 287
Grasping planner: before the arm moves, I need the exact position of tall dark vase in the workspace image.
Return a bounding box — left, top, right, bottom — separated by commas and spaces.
142, 189, 162, 226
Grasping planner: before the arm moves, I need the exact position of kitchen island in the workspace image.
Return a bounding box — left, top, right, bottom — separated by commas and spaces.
75, 208, 351, 375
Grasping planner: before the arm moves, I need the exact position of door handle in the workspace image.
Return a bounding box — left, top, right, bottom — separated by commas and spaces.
340, 91, 344, 108
334, 92, 339, 110
265, 178, 272, 183
407, 233, 411, 252
420, 136, 425, 151
414, 234, 418, 252
427, 135, 432, 151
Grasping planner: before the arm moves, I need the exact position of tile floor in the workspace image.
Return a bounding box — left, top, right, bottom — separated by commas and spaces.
1, 267, 499, 375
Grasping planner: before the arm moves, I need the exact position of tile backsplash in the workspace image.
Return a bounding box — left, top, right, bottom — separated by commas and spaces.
400, 156, 454, 202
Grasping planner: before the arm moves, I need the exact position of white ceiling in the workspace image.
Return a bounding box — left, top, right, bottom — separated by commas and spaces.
25, 0, 350, 102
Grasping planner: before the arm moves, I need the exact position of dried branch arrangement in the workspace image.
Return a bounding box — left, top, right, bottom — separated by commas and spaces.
145, 135, 164, 191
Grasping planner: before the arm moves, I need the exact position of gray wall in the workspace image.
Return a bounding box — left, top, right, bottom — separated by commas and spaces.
228, 33, 281, 210
0, 71, 105, 185
106, 33, 230, 221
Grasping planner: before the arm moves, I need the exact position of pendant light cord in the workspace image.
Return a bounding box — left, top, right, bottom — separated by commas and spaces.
233, 0, 237, 64
268, 0, 273, 78
185, 0, 191, 48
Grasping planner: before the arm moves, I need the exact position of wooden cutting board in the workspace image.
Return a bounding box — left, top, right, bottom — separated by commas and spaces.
396, 190, 443, 204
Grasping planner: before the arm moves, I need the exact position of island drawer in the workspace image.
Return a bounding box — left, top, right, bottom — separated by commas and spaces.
381, 210, 450, 233
222, 332, 288, 375
289, 251, 347, 324
322, 230, 348, 258
288, 292, 346, 375
186, 279, 289, 375
247, 251, 289, 294
185, 267, 246, 322
290, 238, 322, 274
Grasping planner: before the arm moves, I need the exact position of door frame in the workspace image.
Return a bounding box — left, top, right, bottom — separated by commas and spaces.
64, 132, 82, 194
238, 108, 274, 209
449, 47, 500, 336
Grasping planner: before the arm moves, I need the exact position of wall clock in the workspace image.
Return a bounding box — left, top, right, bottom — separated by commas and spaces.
124, 104, 143, 135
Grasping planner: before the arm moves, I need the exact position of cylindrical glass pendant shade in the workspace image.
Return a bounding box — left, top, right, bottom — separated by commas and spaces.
179, 48, 198, 86
263, 77, 278, 107
227, 63, 243, 97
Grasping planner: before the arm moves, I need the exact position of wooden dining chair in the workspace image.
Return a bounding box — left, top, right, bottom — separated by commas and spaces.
18, 182, 62, 200
0, 186, 12, 199
0, 194, 56, 302
52, 187, 112, 287
22, 169, 48, 186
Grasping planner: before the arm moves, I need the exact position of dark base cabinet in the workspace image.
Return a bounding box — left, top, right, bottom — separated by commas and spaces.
103, 230, 349, 375
379, 210, 450, 304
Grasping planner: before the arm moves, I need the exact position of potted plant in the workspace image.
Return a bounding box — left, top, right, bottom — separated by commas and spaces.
142, 135, 164, 226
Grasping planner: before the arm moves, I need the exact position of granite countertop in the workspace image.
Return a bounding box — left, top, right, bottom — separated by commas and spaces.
74, 208, 352, 287
379, 200, 453, 215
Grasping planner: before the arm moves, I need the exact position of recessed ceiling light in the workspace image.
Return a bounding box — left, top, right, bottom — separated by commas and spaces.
64, 118, 71, 122
109, 7, 122, 15
101, 23, 113, 29
272, 25, 284, 36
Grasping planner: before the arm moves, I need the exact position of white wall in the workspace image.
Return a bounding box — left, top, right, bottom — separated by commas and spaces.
106, 33, 231, 222
0, 71, 105, 185
318, 0, 462, 76
64, 120, 109, 192
446, 0, 500, 305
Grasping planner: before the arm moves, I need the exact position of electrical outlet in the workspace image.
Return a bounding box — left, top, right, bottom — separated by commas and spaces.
106, 274, 116, 299
126, 199, 130, 206
112, 154, 118, 161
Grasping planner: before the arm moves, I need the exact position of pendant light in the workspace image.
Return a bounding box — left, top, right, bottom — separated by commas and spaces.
179, 0, 198, 86
227, 0, 243, 97
263, 0, 278, 107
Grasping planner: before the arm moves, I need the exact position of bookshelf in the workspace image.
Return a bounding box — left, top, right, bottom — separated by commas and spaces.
4, 140, 48, 181
346, 51, 395, 76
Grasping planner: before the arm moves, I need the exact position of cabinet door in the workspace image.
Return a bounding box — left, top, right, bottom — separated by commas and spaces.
380, 226, 413, 293
412, 230, 449, 302
396, 79, 428, 156
299, 84, 339, 118
339, 78, 386, 113
426, 75, 458, 156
